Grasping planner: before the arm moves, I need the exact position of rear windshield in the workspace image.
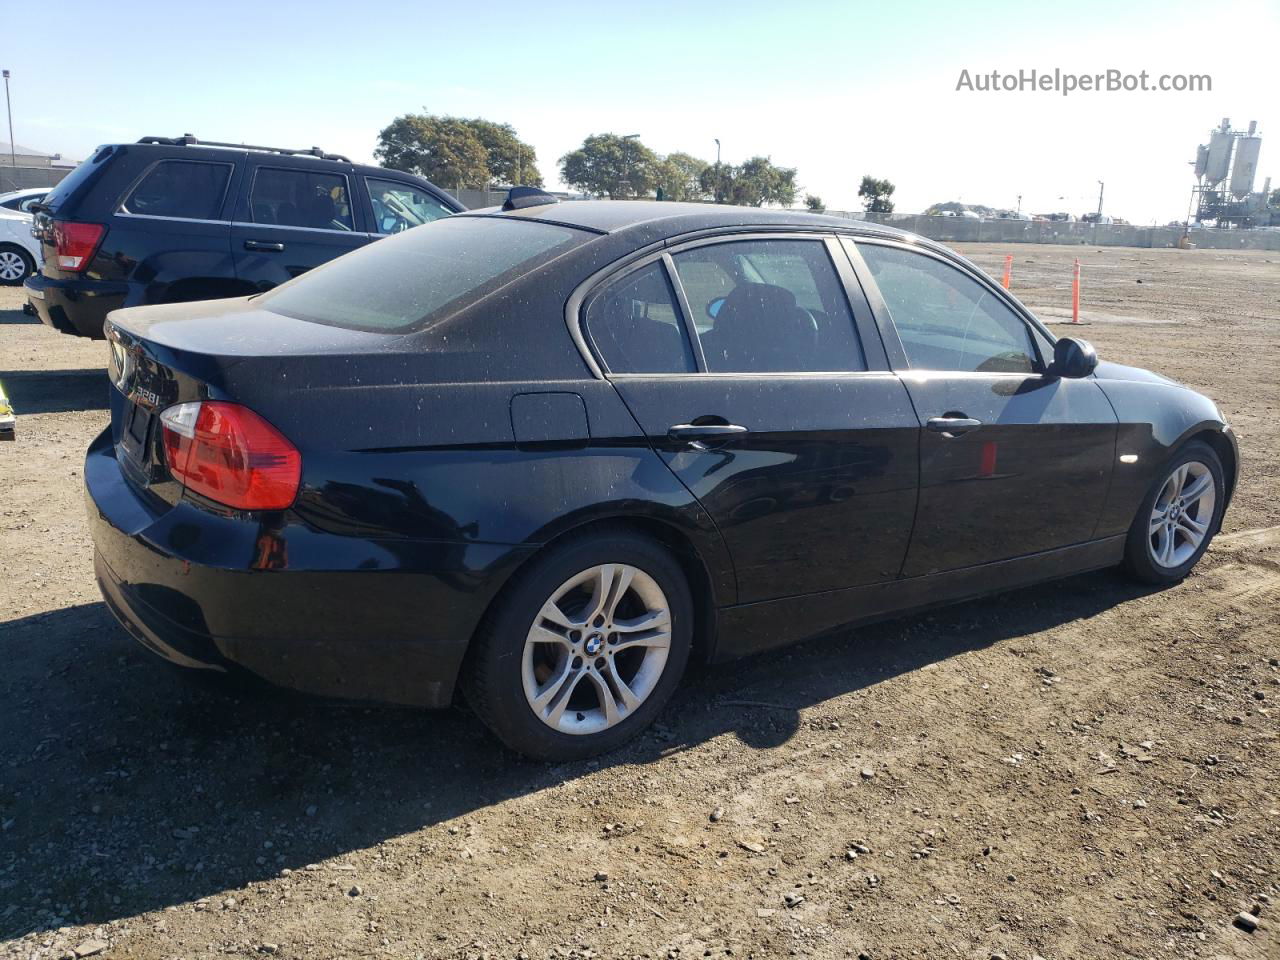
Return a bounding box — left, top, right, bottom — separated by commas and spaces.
259, 216, 588, 333
41, 145, 116, 212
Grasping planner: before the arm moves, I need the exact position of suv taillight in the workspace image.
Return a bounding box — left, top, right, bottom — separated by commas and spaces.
51, 220, 105, 272
160, 402, 301, 511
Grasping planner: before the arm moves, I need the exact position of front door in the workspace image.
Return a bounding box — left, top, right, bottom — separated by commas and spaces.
853, 240, 1117, 577
583, 236, 921, 604
231, 165, 369, 291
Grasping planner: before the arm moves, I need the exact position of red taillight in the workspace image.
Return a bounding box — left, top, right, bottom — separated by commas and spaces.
160, 401, 301, 511
51, 220, 105, 272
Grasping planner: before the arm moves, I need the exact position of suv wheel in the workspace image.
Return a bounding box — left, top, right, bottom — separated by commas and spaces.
464, 529, 693, 761
1123, 440, 1225, 584
0, 246, 34, 285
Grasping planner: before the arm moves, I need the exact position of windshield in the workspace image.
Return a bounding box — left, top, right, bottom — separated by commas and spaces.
260, 216, 587, 333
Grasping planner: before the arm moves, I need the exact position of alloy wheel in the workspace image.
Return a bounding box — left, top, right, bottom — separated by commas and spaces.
521, 563, 672, 735
1148, 460, 1216, 569
0, 250, 28, 281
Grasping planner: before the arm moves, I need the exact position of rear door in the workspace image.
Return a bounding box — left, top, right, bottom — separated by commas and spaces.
108, 157, 236, 287
230, 164, 368, 290
583, 234, 921, 605
850, 239, 1117, 577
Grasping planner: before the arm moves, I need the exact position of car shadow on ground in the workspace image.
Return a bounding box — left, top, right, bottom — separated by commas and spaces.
0, 303, 39, 325
0, 369, 108, 414
0, 570, 1160, 939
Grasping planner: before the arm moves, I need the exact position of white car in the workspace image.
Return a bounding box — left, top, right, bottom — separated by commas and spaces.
0, 187, 47, 214
0, 192, 43, 285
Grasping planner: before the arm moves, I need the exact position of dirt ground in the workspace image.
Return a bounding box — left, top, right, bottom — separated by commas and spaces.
1, 243, 1277, 960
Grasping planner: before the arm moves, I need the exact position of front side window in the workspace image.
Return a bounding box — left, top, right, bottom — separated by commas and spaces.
121, 160, 231, 220
366, 178, 453, 235
585, 262, 696, 374
672, 239, 866, 373
858, 243, 1037, 374
260, 216, 586, 333
250, 168, 353, 231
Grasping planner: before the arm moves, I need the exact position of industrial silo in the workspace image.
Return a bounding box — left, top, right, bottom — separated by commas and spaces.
1194, 144, 1209, 180
1206, 122, 1234, 185
1230, 135, 1262, 198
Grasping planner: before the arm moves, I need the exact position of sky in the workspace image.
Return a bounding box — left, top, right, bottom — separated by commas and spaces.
7, 0, 1278, 224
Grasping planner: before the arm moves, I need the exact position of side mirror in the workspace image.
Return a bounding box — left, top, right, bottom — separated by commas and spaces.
707, 296, 726, 320
1050, 337, 1098, 379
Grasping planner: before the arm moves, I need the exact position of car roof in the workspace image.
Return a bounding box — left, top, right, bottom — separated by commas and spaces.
0, 187, 48, 200
459, 199, 919, 244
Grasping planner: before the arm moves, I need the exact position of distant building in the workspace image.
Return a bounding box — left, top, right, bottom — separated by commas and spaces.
0, 141, 79, 192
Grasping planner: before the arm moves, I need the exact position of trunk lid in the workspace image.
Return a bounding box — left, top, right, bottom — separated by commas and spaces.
105, 296, 414, 504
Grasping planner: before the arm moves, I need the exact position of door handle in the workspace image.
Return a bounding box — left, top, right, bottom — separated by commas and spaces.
244, 240, 285, 252
668, 423, 748, 441
926, 416, 982, 436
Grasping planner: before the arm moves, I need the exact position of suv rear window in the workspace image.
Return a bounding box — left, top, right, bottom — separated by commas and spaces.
40, 144, 116, 214
121, 160, 232, 220
259, 216, 587, 333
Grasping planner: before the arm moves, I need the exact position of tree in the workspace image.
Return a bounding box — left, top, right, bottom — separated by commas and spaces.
698, 156, 798, 206
699, 163, 735, 204
739, 156, 798, 207
462, 118, 543, 187
804, 194, 825, 213
654, 152, 708, 201
858, 175, 896, 213
375, 113, 542, 188
375, 114, 490, 189
560, 134, 660, 199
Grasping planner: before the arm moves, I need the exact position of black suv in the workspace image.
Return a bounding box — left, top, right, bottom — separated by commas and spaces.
25, 135, 462, 338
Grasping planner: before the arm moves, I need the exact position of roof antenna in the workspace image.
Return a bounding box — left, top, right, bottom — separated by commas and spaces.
502, 186, 558, 211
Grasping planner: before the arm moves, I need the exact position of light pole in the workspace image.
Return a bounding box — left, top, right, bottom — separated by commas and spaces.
621, 133, 640, 199
3, 70, 15, 187
1096, 180, 1105, 221
713, 138, 722, 203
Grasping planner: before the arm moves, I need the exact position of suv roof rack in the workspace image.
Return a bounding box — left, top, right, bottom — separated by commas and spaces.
136, 134, 351, 163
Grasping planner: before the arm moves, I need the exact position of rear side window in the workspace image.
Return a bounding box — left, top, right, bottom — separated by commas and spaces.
857, 243, 1037, 373
586, 262, 696, 374
251, 168, 354, 231
121, 160, 232, 220
260, 216, 586, 333
366, 178, 453, 235
672, 239, 866, 373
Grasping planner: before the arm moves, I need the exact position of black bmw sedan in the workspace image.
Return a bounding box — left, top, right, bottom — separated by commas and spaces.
88, 194, 1238, 760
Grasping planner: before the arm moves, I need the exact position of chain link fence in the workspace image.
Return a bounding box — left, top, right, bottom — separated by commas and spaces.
830, 211, 1280, 251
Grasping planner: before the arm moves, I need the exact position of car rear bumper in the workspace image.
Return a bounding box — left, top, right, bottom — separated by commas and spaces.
25, 272, 130, 339
85, 428, 532, 708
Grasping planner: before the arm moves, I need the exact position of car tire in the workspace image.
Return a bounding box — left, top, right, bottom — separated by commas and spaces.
463, 527, 693, 761
0, 245, 35, 285
1123, 440, 1225, 585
